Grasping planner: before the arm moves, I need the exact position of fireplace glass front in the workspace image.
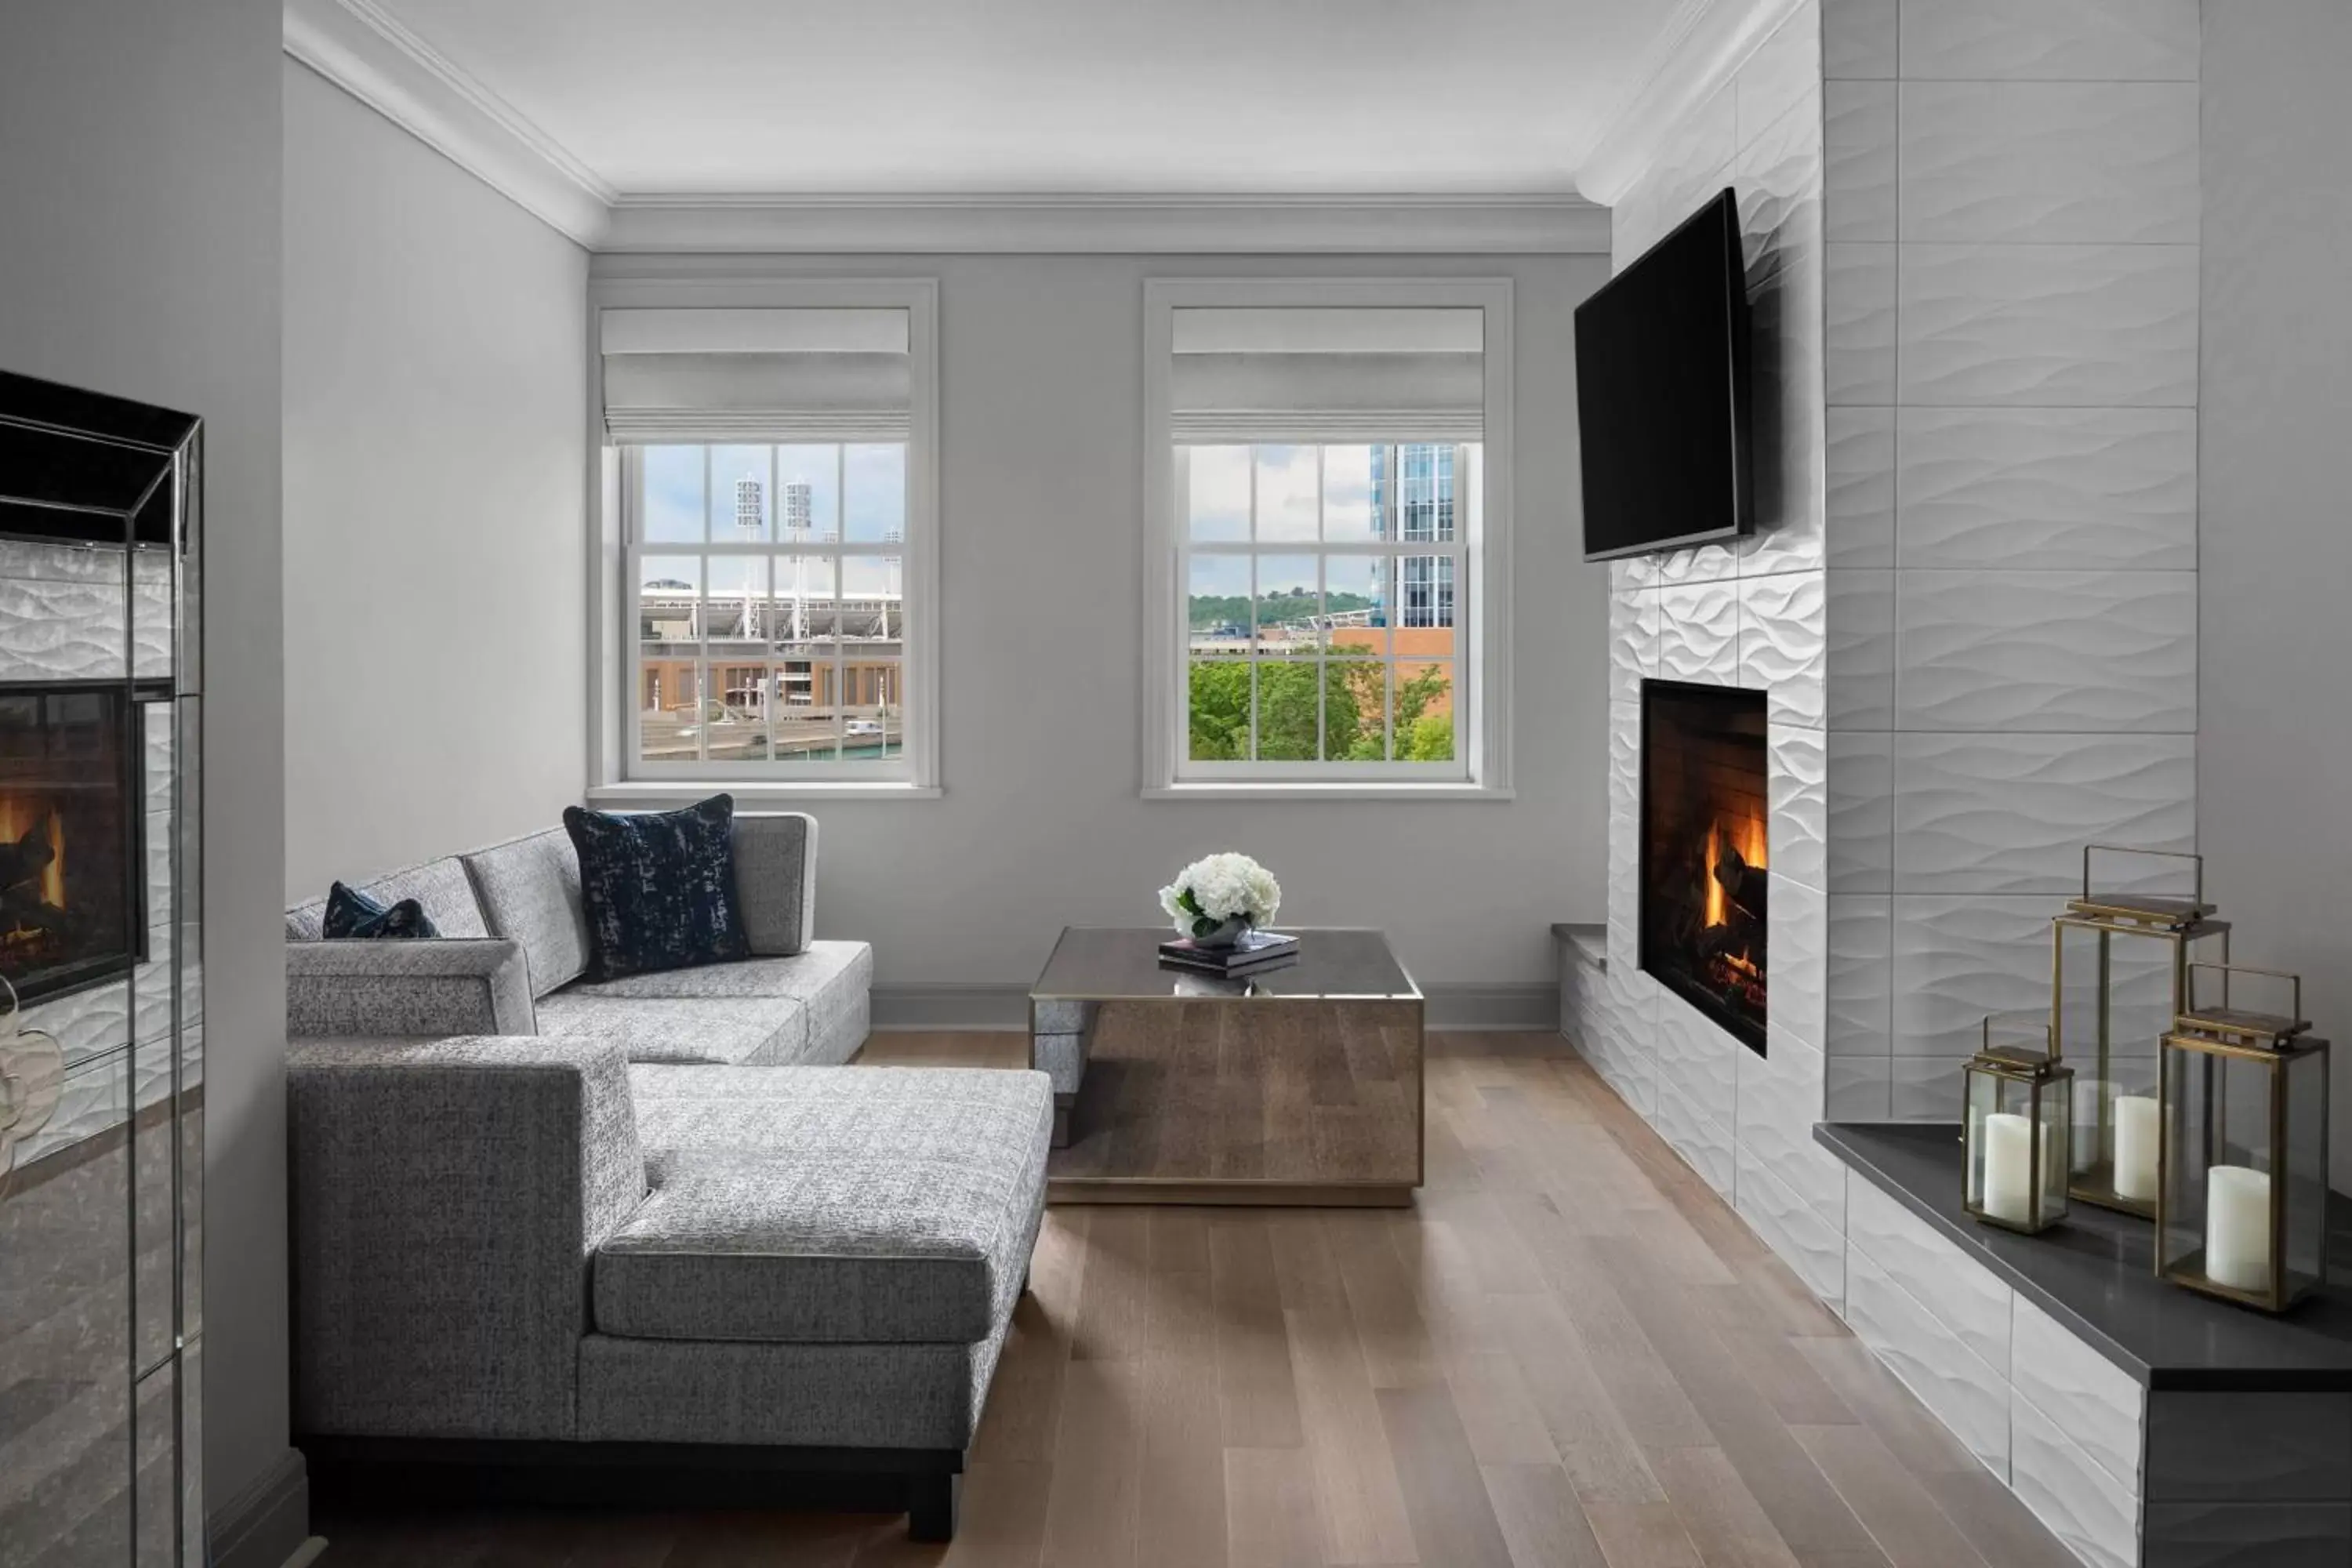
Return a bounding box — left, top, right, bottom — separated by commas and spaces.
1641, 680, 1768, 1054
0, 683, 141, 1004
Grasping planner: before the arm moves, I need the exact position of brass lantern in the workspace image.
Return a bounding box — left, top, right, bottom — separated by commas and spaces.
1963, 1019, 2074, 1236
2157, 964, 2331, 1313
2054, 846, 2231, 1216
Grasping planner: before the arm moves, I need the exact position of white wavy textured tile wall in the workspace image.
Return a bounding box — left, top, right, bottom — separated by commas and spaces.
1826, 732, 1892, 892
1899, 81, 2200, 245
1743, 249, 1828, 575
1659, 580, 1740, 684
1894, 569, 2197, 732
1736, 1143, 1845, 1310
1659, 542, 1739, 586
1737, 85, 1824, 276
1897, 0, 2199, 83
1825, 409, 1895, 568
1655, 1075, 1737, 1197
0, 578, 130, 681
2011, 1396, 2140, 1568
1825, 0, 1896, 79
1842, 1242, 2009, 1475
1846, 1176, 2013, 1377
1827, 895, 1892, 1056
1896, 243, 2200, 407
1895, 408, 2197, 569
1769, 724, 1828, 891
1825, 243, 1898, 405
1738, 0, 1821, 144
1769, 873, 1828, 1051
1890, 895, 2063, 1057
1609, 588, 1659, 706
2012, 1296, 2147, 1497
1826, 1054, 1890, 1120
1646, 85, 1738, 227
1740, 1023, 1842, 1215
1657, 992, 1738, 1128
1824, 570, 1894, 731
1892, 733, 2195, 894
1824, 82, 1897, 242
1740, 572, 1826, 728
1890, 1054, 1969, 1120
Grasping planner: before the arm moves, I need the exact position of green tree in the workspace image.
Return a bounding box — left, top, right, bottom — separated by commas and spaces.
1186, 659, 1452, 762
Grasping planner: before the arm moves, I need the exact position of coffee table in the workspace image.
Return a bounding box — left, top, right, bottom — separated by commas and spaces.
1029, 926, 1424, 1206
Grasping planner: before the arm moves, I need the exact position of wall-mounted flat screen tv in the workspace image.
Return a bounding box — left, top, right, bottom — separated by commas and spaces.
1575, 188, 1755, 561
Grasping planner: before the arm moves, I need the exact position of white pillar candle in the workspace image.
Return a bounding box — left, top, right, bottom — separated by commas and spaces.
2111, 1094, 2161, 1202
1982, 1112, 2035, 1225
2206, 1165, 2274, 1293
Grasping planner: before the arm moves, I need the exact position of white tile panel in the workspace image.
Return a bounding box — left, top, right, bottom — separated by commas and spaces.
1769, 873, 1827, 1052
1824, 408, 1896, 570
1825, 731, 1892, 893
1659, 580, 1740, 685
1891, 733, 2196, 895
1898, 0, 2199, 82
1824, 569, 1894, 731
1823, 0, 1896, 80
1740, 571, 1826, 730
1895, 407, 2197, 572
1737, 1142, 1845, 1312
1900, 81, 2200, 245
1826, 894, 1892, 1057
1610, 587, 1661, 706
1894, 569, 2197, 733
1737, 0, 1822, 147
1657, 991, 1739, 1130
1846, 1174, 2014, 1377
1740, 1024, 1842, 1218
1896, 243, 2200, 408
1843, 1240, 2009, 1478
1826, 1054, 1891, 1120
1889, 1054, 1971, 1121
1825, 243, 1897, 405
1769, 724, 1828, 891
1824, 82, 1897, 242
1890, 896, 2055, 1058
1656, 1073, 1737, 1197
2011, 1395, 2140, 1568
2011, 1295, 2147, 1497
1736, 85, 1823, 278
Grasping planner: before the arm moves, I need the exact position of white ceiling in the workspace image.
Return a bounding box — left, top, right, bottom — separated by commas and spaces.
368, 0, 1689, 197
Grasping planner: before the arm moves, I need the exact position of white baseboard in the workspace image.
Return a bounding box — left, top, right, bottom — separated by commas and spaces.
871, 981, 1554, 1033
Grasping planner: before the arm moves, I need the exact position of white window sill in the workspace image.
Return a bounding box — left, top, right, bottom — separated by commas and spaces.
1142, 781, 1513, 803
587, 782, 942, 808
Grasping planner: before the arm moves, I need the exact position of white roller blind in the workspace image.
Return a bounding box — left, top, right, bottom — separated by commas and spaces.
1169, 306, 1484, 443
601, 307, 912, 443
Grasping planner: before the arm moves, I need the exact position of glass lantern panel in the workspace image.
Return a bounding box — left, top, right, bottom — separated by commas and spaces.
1965, 1068, 2000, 1216
2284, 1047, 2329, 1298
2164, 1045, 2282, 1298
2054, 917, 2197, 1104
2035, 1075, 2072, 1225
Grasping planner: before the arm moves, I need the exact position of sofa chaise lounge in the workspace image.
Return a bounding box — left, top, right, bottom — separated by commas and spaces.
283, 813, 1051, 1541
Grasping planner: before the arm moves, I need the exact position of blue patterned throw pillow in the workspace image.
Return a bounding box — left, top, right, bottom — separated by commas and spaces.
562, 794, 750, 981
322, 881, 440, 939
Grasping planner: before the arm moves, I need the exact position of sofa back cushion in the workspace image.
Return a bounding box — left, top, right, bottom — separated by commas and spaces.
730, 813, 817, 956
285, 856, 489, 943
463, 828, 593, 1000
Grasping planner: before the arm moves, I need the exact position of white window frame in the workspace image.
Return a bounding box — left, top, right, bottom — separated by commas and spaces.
1142, 278, 1514, 800
586, 276, 940, 804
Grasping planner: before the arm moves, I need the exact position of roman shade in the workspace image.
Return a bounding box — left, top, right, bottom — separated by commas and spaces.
1169, 306, 1485, 444
601, 307, 912, 443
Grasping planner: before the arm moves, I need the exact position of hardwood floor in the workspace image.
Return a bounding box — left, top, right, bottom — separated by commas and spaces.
311, 1033, 2077, 1568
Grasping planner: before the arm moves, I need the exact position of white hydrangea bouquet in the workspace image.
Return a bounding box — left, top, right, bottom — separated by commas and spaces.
1158, 852, 1282, 949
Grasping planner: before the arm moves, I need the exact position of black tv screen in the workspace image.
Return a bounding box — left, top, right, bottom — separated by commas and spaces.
1576, 189, 1755, 561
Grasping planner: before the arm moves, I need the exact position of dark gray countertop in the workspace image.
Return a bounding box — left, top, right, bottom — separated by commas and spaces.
1816, 1120, 2352, 1392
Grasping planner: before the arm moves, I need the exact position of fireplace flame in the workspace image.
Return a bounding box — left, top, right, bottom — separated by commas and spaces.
0, 797, 66, 909
1703, 810, 1768, 930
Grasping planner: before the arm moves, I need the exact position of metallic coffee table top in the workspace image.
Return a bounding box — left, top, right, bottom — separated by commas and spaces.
1031, 925, 1420, 1004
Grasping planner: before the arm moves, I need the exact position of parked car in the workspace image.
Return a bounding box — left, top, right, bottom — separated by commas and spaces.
845, 719, 885, 738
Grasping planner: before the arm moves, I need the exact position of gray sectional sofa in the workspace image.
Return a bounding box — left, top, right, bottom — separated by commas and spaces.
283, 812, 1051, 1541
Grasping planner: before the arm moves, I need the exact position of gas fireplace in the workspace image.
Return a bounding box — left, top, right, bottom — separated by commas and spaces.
0, 683, 143, 1004
1641, 681, 1768, 1054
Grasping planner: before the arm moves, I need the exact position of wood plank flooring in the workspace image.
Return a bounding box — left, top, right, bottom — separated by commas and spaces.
310, 1032, 2078, 1568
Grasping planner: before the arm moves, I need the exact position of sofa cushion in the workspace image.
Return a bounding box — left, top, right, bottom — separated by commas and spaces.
462, 828, 592, 999
322, 882, 439, 940
564, 797, 750, 982
286, 856, 489, 943
728, 813, 815, 956
596, 1065, 1052, 1345
561, 941, 870, 1065
534, 993, 804, 1068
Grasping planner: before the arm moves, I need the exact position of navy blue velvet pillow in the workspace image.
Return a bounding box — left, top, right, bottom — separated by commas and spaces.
562, 794, 750, 982
322, 881, 440, 940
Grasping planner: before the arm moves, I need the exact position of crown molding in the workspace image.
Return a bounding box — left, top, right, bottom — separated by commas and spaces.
1573, 0, 1807, 207
285, 0, 1609, 256
600, 193, 1611, 255
283, 0, 613, 247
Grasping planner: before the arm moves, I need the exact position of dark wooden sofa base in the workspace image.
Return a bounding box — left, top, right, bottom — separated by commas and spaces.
302, 1435, 965, 1543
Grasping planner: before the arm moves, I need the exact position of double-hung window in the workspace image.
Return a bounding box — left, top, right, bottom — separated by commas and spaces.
1142, 279, 1513, 796
596, 281, 938, 793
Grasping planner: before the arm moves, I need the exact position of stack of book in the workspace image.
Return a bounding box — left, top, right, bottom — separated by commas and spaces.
1157, 929, 1300, 976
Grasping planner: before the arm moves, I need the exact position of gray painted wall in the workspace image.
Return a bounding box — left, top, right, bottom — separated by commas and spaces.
282, 60, 590, 898
589, 251, 1613, 994
2198, 0, 2352, 1190
0, 0, 294, 1549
